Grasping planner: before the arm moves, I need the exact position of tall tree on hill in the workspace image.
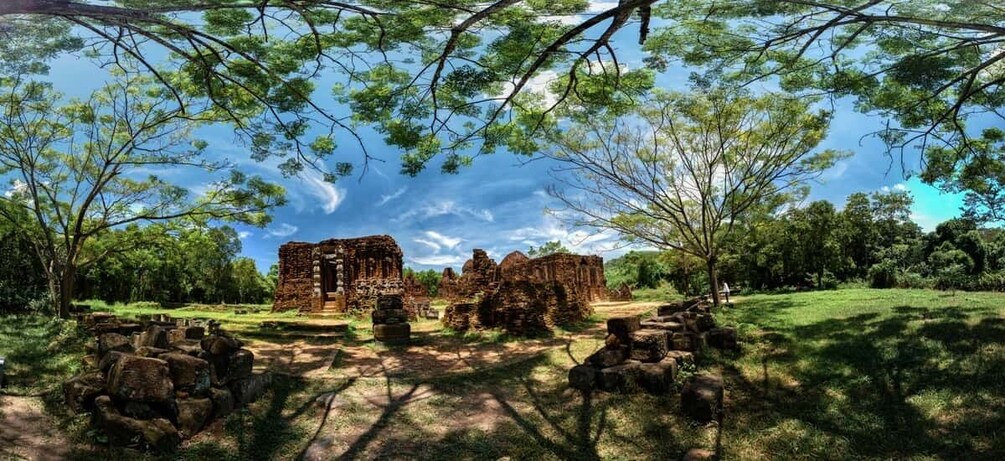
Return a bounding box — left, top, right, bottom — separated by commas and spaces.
0, 75, 285, 318
549, 86, 845, 306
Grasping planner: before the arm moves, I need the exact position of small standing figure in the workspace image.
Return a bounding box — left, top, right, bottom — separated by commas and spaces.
722, 282, 731, 304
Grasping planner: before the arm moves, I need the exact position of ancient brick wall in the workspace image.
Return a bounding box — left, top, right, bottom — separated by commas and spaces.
438, 267, 461, 300
503, 253, 609, 302
272, 243, 316, 312
442, 280, 592, 336
272, 235, 404, 313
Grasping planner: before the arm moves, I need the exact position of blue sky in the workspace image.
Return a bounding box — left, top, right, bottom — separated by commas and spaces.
35, 5, 969, 273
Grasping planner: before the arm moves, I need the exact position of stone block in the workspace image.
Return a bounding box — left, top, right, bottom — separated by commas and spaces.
97, 333, 134, 355
376, 294, 404, 311
170, 339, 204, 357
64, 372, 106, 414
641, 320, 685, 332
98, 351, 127, 372
108, 355, 174, 404
372, 308, 408, 325
630, 329, 669, 363
229, 372, 272, 408
598, 361, 641, 392
209, 387, 235, 418
168, 326, 205, 344
586, 345, 629, 368
665, 350, 695, 368
671, 332, 701, 352
138, 325, 170, 349
201, 336, 240, 356
682, 448, 717, 461
227, 349, 254, 382
568, 364, 597, 391
606, 316, 641, 342
681, 374, 723, 422
373, 323, 411, 343
135, 346, 170, 358
637, 358, 678, 394
92, 395, 180, 452
161, 353, 211, 395
176, 397, 213, 438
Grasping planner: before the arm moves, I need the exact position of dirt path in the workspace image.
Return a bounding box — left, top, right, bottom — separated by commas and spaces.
246, 302, 658, 380
0, 396, 71, 460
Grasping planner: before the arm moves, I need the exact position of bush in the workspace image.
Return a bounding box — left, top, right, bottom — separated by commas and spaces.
869, 260, 898, 289
895, 272, 932, 289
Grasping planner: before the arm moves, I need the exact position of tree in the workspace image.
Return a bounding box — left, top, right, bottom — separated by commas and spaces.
650, 1, 1005, 219
549, 87, 843, 305
836, 192, 876, 277
0, 75, 285, 317
527, 240, 570, 258
2, 1, 663, 177
792, 201, 840, 289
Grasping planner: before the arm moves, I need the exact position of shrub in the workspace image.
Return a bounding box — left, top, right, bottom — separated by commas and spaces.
895, 272, 932, 289
869, 260, 898, 288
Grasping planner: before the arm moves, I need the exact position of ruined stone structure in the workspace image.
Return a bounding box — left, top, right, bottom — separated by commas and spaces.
438, 267, 461, 300
65, 313, 270, 452
272, 235, 404, 313
502, 252, 609, 302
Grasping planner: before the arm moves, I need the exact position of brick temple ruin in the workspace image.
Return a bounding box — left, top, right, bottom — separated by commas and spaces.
272, 235, 404, 313
440, 249, 613, 302
441, 249, 621, 335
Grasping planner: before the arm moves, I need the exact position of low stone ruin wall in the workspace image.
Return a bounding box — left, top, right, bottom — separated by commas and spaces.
568, 298, 738, 422
64, 313, 270, 452
442, 280, 592, 336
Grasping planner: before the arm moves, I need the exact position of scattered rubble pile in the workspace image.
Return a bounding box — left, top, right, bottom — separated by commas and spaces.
372, 294, 411, 344
608, 283, 633, 302
567, 298, 737, 422
64, 313, 271, 452
443, 280, 592, 335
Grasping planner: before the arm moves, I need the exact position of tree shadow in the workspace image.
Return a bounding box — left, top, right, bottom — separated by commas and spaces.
715, 304, 1005, 459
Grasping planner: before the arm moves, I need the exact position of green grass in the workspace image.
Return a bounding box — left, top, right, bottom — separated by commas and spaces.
4, 289, 1003, 459
712, 288, 1005, 459
82, 299, 300, 336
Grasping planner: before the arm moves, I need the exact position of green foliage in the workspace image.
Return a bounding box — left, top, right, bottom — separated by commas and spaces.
650, 1, 1005, 222
404, 267, 442, 297
526, 240, 570, 258
868, 260, 899, 289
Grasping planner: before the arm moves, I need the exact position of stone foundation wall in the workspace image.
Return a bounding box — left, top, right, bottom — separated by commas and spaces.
505, 253, 609, 302
273, 243, 316, 312
442, 280, 592, 336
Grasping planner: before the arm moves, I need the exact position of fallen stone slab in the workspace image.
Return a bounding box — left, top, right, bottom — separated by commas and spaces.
175, 397, 213, 439
64, 371, 106, 414
168, 326, 205, 344
641, 320, 685, 333
682, 448, 717, 461
681, 374, 723, 422
93, 395, 180, 452
161, 353, 211, 396
664, 350, 695, 368
586, 345, 630, 368
598, 361, 642, 392
108, 355, 174, 404
568, 364, 597, 391
630, 329, 669, 363
637, 357, 678, 394
209, 387, 235, 418
201, 336, 241, 356
376, 295, 404, 311
137, 326, 170, 349
606, 315, 641, 342
226, 349, 254, 382
97, 333, 134, 356
229, 372, 272, 408
670, 332, 703, 352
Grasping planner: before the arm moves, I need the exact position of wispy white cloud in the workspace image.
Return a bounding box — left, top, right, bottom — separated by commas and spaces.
266, 223, 298, 238
238, 231, 253, 240
394, 199, 494, 223
302, 171, 346, 214
409, 254, 467, 266
424, 230, 462, 249
377, 187, 407, 207
414, 238, 441, 252
881, 183, 909, 193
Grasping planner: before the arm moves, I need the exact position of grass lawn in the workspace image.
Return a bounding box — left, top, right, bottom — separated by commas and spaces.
1, 288, 1003, 460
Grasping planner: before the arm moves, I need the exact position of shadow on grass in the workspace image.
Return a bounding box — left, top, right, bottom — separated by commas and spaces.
716, 304, 1005, 459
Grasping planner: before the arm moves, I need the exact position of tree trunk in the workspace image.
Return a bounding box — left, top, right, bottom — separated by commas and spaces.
706, 257, 721, 307
57, 266, 76, 319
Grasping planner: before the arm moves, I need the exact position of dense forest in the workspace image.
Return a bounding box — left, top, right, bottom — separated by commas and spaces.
606, 190, 1005, 296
